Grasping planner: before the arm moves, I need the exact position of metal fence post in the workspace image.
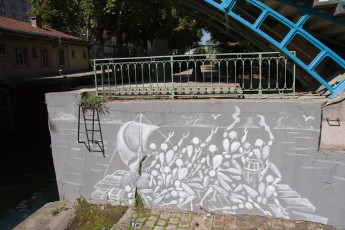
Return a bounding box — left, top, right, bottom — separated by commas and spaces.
171, 56, 175, 99
259, 53, 262, 96
93, 60, 98, 96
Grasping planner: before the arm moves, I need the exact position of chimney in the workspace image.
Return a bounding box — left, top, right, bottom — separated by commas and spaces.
30, 17, 42, 28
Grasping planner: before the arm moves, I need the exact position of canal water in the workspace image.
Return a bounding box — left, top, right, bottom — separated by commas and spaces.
0, 80, 73, 229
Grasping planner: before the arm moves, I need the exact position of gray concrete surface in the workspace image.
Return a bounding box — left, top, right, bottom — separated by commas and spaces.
46, 91, 345, 228
13, 201, 75, 230
320, 93, 345, 151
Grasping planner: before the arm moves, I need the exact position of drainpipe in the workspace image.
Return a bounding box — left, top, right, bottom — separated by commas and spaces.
67, 44, 71, 74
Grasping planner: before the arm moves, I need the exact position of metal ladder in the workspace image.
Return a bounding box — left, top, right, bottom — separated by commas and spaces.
203, 0, 345, 98
78, 106, 105, 156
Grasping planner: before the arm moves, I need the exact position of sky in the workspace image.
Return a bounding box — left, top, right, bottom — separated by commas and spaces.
200, 31, 211, 44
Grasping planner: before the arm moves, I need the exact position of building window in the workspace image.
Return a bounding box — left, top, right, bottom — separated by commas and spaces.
32, 47, 37, 57
40, 48, 48, 66
0, 44, 5, 55
15, 47, 28, 66
71, 50, 75, 58
59, 50, 65, 65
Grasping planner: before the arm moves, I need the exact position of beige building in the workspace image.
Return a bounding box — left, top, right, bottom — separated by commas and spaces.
0, 16, 89, 79
0, 0, 30, 21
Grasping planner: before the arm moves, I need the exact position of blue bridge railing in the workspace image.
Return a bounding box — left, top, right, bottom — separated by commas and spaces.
203, 0, 345, 98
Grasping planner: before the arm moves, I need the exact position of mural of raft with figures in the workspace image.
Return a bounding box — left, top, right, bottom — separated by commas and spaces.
92, 106, 328, 224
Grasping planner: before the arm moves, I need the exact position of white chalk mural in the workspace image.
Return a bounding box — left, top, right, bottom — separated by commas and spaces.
91, 106, 328, 224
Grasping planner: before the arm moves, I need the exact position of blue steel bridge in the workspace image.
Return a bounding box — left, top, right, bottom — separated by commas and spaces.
93, 0, 345, 98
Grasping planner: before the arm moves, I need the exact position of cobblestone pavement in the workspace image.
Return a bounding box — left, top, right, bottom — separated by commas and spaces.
113, 208, 342, 230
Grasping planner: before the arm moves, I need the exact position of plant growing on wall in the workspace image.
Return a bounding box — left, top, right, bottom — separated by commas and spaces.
78, 92, 110, 114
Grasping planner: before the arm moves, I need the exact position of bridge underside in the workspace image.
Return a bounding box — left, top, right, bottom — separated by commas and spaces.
176, 0, 345, 98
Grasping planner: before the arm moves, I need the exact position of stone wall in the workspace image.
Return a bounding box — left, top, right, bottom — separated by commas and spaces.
46, 91, 345, 228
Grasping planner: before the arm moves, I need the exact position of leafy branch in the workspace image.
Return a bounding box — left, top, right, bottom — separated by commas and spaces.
78, 92, 110, 114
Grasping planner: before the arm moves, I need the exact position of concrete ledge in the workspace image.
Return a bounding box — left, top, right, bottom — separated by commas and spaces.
14, 201, 75, 230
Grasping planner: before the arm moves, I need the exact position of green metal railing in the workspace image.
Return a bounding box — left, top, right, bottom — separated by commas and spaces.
92, 52, 295, 98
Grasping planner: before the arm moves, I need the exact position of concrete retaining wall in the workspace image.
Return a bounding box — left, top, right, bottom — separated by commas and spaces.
320, 96, 345, 151
46, 91, 345, 228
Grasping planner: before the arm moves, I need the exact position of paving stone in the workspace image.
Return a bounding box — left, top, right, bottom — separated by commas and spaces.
131, 211, 138, 218
309, 222, 327, 230
169, 218, 180, 225
136, 217, 148, 223
116, 223, 129, 230
283, 220, 296, 229
151, 210, 161, 215
122, 209, 340, 230
156, 219, 167, 226
170, 212, 182, 218
237, 214, 249, 223
234, 222, 248, 229
223, 223, 238, 230
213, 214, 225, 228
148, 215, 158, 222
294, 221, 310, 230
321, 226, 337, 230
165, 224, 178, 230
254, 216, 271, 229
180, 213, 193, 221
214, 214, 225, 221
178, 220, 191, 228
141, 227, 153, 230
143, 220, 156, 228
307, 224, 322, 230
225, 215, 237, 223
160, 212, 171, 219
247, 216, 259, 228
190, 218, 212, 230
271, 218, 283, 229
213, 220, 224, 229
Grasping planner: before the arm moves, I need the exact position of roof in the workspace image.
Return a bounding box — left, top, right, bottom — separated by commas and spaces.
0, 16, 84, 43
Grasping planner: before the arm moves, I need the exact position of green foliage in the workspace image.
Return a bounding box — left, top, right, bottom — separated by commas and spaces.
65, 198, 127, 230
79, 92, 110, 114
29, 0, 83, 36
195, 47, 207, 54
51, 204, 69, 216
29, 0, 202, 51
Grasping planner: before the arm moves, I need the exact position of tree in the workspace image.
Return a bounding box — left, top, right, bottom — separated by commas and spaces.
29, 0, 82, 36
29, 0, 203, 53
126, 0, 202, 51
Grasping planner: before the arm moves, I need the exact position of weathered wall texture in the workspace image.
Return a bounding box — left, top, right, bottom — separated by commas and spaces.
46, 91, 345, 228
320, 97, 345, 151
